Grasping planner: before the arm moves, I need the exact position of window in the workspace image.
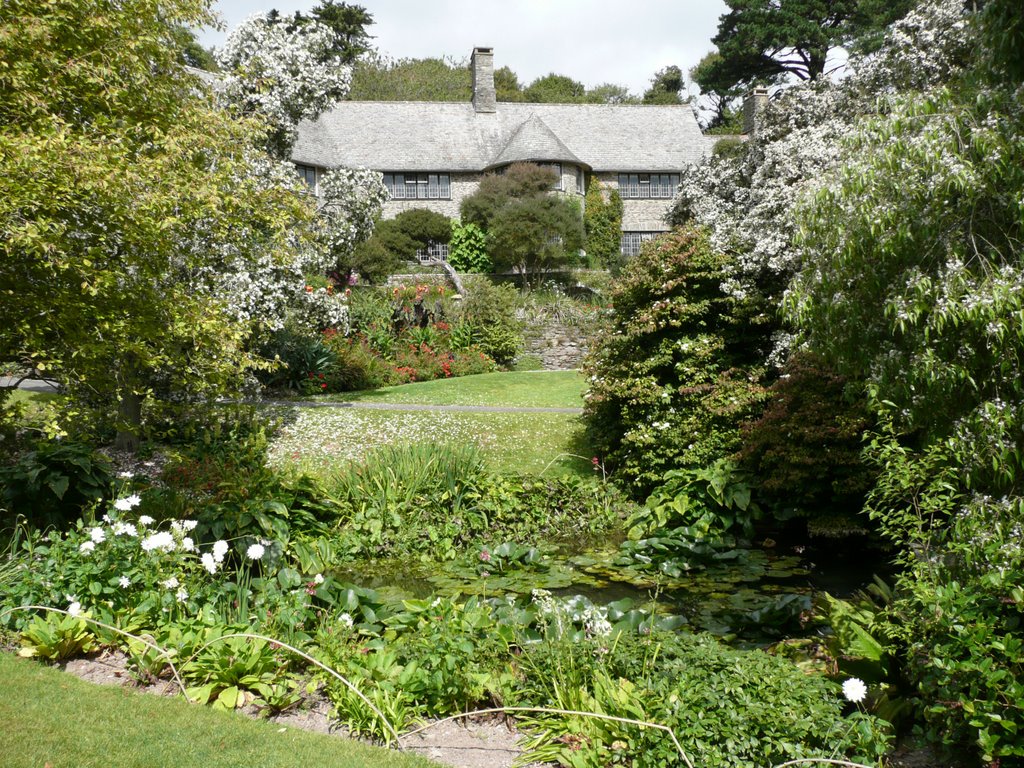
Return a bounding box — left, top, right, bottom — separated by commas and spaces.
538, 162, 562, 191
383, 173, 451, 200
617, 173, 679, 199
576, 169, 585, 195
415, 242, 450, 263
295, 164, 317, 191
620, 231, 661, 257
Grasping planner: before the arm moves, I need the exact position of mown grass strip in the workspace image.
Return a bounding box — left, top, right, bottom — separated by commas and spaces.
317, 370, 586, 409
0, 652, 435, 768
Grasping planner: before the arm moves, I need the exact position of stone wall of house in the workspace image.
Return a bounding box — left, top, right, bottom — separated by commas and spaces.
382, 172, 481, 221
522, 322, 589, 370
595, 171, 673, 232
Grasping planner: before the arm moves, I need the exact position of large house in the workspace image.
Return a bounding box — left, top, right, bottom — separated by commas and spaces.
291, 47, 718, 259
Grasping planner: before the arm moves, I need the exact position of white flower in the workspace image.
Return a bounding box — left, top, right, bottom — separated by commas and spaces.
112, 522, 137, 536
176, 587, 189, 603
180, 537, 196, 552
89, 527, 106, 544
113, 494, 142, 511
182, 520, 198, 531
842, 677, 868, 703
161, 577, 179, 589
213, 540, 229, 563
79, 541, 96, 554
67, 601, 82, 617
141, 531, 175, 553
119, 576, 131, 588
118, 471, 134, 478
338, 613, 354, 628
246, 543, 265, 561
138, 515, 154, 526
313, 573, 324, 585
201, 553, 219, 574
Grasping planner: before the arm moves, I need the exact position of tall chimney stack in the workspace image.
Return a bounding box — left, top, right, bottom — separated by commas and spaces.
471, 47, 496, 113
742, 87, 768, 135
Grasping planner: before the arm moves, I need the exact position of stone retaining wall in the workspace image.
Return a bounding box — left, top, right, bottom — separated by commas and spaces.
522, 322, 589, 370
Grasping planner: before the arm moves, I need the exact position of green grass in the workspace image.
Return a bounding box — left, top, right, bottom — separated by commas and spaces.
269, 407, 593, 477
0, 653, 435, 768
6, 389, 59, 406
319, 370, 585, 409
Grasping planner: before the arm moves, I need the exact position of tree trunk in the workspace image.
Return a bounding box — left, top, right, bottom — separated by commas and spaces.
114, 390, 142, 453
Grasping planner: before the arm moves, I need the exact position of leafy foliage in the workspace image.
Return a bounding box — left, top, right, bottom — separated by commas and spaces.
447, 221, 491, 273
786, 0, 1024, 761
583, 228, 770, 496
583, 178, 624, 270
460, 163, 583, 289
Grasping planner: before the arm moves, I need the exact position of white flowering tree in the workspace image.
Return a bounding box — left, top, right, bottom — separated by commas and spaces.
216, 12, 353, 159
785, 0, 1024, 758
671, 0, 973, 363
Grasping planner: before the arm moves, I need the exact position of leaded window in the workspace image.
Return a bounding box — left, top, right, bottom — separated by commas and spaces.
383, 173, 451, 200
415, 242, 450, 263
617, 173, 679, 199
620, 231, 660, 257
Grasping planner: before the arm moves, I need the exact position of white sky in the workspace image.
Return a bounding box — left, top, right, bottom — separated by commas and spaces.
198, 0, 729, 97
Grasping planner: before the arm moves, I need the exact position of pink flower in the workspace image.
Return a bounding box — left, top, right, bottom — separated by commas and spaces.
479, 549, 491, 562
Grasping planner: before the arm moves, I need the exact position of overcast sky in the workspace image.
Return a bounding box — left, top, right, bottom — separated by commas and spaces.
198, 1, 729, 97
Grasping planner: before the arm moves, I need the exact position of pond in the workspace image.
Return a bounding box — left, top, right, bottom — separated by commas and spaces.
334, 536, 889, 646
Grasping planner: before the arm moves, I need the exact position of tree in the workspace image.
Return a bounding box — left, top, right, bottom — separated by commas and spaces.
308, 1, 373, 64
494, 66, 526, 102
583, 178, 624, 269
785, 1, 1024, 758
216, 11, 353, 157
524, 73, 587, 103
642, 65, 685, 104
585, 83, 640, 104
690, 51, 743, 130
348, 54, 471, 101
698, 0, 916, 94
346, 209, 450, 283
0, 0, 319, 450
460, 164, 583, 288
172, 25, 218, 70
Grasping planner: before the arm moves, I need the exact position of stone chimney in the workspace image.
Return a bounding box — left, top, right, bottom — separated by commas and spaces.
742, 87, 769, 135
471, 47, 496, 113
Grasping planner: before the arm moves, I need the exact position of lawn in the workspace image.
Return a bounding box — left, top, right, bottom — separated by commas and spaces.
269, 371, 594, 477
318, 370, 586, 409
0, 653, 434, 768
269, 406, 593, 477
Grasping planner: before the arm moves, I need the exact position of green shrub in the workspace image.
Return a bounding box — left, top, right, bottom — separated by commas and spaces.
448, 221, 490, 273
0, 441, 113, 529
582, 227, 770, 497
583, 177, 623, 271
738, 351, 875, 524
454, 275, 523, 366
512, 628, 891, 768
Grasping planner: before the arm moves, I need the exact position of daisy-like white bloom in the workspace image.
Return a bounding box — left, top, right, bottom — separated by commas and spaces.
79, 541, 96, 554
313, 573, 324, 585
113, 498, 133, 512
162, 577, 179, 589
89, 527, 106, 544
67, 601, 82, 617
124, 494, 142, 508
176, 587, 189, 603
246, 543, 265, 561
118, 471, 134, 478
213, 540, 229, 563
102, 514, 112, 523
180, 537, 196, 552
112, 522, 137, 536
182, 520, 198, 531
138, 515, 155, 526
842, 678, 868, 703
201, 553, 218, 575
119, 576, 131, 588
141, 531, 175, 553
338, 613, 354, 628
